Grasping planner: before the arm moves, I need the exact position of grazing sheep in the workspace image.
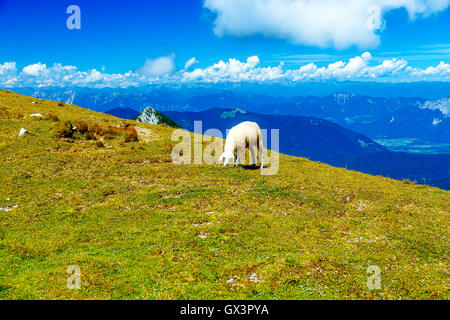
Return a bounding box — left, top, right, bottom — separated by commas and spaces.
218, 121, 263, 169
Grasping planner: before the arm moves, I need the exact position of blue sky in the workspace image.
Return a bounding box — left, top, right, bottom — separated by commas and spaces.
0, 0, 449, 87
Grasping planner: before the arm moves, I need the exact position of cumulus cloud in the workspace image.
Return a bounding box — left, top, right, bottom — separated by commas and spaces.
0, 62, 17, 79
204, 0, 450, 49
182, 56, 277, 82
0, 53, 449, 87
137, 54, 176, 76
0, 62, 17, 75
408, 61, 450, 77
0, 62, 18, 86
1, 62, 148, 88
184, 57, 200, 70
22, 62, 48, 76
182, 52, 411, 82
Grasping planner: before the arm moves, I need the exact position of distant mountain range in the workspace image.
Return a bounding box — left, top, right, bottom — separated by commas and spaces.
13, 86, 450, 153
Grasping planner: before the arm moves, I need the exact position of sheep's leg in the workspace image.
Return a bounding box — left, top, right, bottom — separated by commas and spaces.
250, 147, 256, 166
234, 152, 240, 167
259, 149, 264, 169
235, 143, 244, 167
257, 133, 264, 169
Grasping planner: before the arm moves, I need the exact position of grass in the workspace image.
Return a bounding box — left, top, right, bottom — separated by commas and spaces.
0, 89, 448, 300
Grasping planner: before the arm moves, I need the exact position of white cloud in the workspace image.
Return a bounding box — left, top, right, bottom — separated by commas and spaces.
204, 0, 450, 49
182, 52, 409, 82
0, 62, 18, 86
0, 62, 17, 75
184, 57, 200, 70
408, 61, 450, 76
366, 58, 408, 78
22, 62, 48, 76
1, 62, 147, 88
0, 53, 449, 88
137, 54, 176, 76
182, 56, 282, 82
181, 52, 446, 82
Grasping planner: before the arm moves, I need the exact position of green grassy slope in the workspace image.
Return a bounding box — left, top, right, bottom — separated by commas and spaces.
0, 89, 448, 299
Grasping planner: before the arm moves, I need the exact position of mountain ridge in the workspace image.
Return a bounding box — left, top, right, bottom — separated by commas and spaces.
12, 86, 450, 153
105, 106, 139, 120
134, 106, 181, 128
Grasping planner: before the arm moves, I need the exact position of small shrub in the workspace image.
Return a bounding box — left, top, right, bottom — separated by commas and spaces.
124, 126, 138, 142
58, 102, 64, 107
45, 113, 59, 121
104, 124, 138, 142
89, 123, 104, 136
73, 120, 88, 133
104, 132, 114, 140
85, 132, 95, 140
107, 125, 123, 136
54, 121, 74, 138
72, 131, 83, 140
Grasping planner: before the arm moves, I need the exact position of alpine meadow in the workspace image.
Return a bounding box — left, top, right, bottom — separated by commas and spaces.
0, 90, 448, 299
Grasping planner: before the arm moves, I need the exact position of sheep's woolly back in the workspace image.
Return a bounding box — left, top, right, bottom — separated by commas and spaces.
224, 121, 262, 154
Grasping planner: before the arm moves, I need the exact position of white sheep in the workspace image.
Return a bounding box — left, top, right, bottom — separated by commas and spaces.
218, 121, 263, 168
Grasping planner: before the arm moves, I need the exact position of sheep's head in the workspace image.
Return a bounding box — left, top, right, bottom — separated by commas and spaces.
218, 152, 234, 166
